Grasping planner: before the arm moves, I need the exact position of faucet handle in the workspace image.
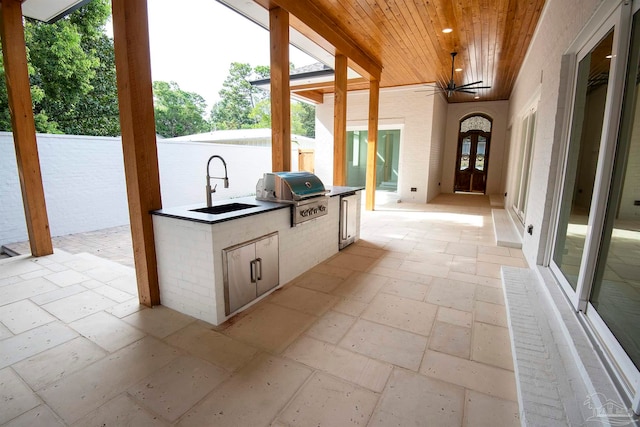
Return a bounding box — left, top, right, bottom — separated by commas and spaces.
212, 184, 217, 193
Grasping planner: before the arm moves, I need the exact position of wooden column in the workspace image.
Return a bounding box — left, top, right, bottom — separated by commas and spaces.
111, 0, 161, 306
0, 0, 53, 256
333, 54, 347, 185
270, 7, 291, 172
365, 79, 379, 211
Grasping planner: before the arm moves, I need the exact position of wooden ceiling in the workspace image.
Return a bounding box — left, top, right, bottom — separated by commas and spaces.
255, 0, 546, 103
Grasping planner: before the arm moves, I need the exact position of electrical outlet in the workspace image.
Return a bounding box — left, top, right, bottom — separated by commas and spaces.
411, 187, 417, 192
634, 200, 640, 206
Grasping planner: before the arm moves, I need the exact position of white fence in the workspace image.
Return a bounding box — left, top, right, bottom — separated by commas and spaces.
0, 132, 302, 247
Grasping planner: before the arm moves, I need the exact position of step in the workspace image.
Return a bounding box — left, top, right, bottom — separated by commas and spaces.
492, 208, 522, 248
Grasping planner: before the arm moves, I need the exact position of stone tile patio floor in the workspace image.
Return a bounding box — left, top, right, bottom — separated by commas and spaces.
0, 194, 526, 426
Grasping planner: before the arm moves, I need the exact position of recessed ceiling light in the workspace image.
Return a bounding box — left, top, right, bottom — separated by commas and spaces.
474, 96, 480, 99
606, 54, 613, 59
442, 28, 453, 33
455, 68, 463, 72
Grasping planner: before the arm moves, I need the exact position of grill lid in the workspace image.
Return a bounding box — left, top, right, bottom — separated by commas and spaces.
256, 171, 328, 202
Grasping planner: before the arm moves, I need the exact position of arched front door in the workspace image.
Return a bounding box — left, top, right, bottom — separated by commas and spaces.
454, 115, 492, 193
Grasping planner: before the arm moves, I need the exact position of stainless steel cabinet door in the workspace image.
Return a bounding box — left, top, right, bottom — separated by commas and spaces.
224, 243, 256, 314
255, 233, 279, 296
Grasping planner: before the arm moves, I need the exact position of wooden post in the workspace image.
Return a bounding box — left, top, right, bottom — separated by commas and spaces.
270, 7, 291, 172
365, 79, 380, 211
333, 54, 347, 185
111, 0, 161, 306
0, 0, 53, 256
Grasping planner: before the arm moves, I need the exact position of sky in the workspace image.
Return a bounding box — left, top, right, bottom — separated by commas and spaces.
109, 0, 317, 111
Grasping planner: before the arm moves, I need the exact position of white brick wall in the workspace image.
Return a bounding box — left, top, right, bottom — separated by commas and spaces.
316, 87, 437, 203
505, 0, 603, 265
153, 193, 352, 325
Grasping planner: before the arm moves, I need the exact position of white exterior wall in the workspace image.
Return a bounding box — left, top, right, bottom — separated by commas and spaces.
427, 93, 448, 201
505, 0, 604, 265
441, 101, 510, 195
0, 133, 300, 247
316, 87, 437, 203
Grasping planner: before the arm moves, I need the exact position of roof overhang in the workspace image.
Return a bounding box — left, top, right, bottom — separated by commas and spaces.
21, 0, 92, 24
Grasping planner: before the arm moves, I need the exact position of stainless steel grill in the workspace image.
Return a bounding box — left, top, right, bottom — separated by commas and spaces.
256, 172, 329, 226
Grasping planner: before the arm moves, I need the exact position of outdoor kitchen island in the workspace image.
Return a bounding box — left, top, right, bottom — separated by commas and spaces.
151, 185, 362, 326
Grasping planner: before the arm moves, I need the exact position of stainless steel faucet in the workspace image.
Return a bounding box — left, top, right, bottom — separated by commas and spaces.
206, 155, 229, 207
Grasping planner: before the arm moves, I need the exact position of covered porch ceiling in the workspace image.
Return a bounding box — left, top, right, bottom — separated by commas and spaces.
221, 0, 546, 103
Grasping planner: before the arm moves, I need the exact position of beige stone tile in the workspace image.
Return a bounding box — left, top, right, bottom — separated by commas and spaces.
0, 367, 41, 425
472, 322, 514, 370
69, 311, 145, 352
463, 390, 520, 427
383, 239, 417, 253
39, 336, 179, 424
326, 252, 377, 272
399, 259, 450, 278
0, 323, 12, 340
361, 293, 437, 336
478, 246, 512, 257
414, 239, 452, 253
476, 284, 505, 305
332, 297, 368, 317
449, 256, 478, 274
0, 277, 58, 306
4, 405, 65, 427
92, 285, 136, 303
79, 279, 103, 290
165, 323, 257, 372
107, 275, 140, 295
445, 242, 479, 258
105, 299, 145, 318
42, 291, 117, 323
311, 263, 354, 279
0, 259, 44, 280
122, 305, 195, 339
339, 319, 427, 370
508, 248, 526, 259
0, 300, 55, 334
475, 262, 503, 279
474, 300, 508, 327
381, 278, 429, 301
43, 270, 90, 287
277, 372, 379, 427
0, 322, 78, 370
293, 271, 344, 293
178, 353, 312, 427
477, 253, 528, 268
129, 355, 228, 422
306, 310, 356, 344
12, 337, 106, 390
331, 271, 387, 303
71, 394, 168, 427
420, 350, 517, 401
28, 284, 87, 306
426, 278, 476, 312
368, 368, 464, 427
268, 285, 337, 316
284, 336, 392, 392
429, 321, 471, 359
343, 244, 386, 259
367, 266, 433, 284
437, 306, 473, 328
224, 303, 316, 354
406, 251, 454, 265
370, 256, 404, 269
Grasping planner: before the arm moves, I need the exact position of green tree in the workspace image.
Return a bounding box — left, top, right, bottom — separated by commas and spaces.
292, 101, 315, 137
0, 0, 120, 136
153, 81, 209, 138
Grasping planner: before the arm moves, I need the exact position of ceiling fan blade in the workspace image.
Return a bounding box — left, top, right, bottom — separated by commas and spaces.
457, 90, 477, 94
455, 80, 484, 89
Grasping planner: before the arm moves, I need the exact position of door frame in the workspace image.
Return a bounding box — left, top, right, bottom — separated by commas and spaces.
454, 114, 493, 194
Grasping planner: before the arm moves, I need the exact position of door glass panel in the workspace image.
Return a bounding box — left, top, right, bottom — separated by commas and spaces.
345, 129, 400, 191
553, 30, 614, 290
460, 137, 471, 170
590, 11, 640, 371
475, 137, 486, 171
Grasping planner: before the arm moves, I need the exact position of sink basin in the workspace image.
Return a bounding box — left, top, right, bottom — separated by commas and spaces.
190, 203, 258, 215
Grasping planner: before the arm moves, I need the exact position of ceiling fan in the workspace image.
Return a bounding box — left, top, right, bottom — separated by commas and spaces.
418, 52, 492, 97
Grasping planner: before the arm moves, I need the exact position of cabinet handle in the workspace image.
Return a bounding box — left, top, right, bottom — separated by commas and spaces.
341, 199, 348, 240
250, 259, 257, 283
256, 257, 263, 281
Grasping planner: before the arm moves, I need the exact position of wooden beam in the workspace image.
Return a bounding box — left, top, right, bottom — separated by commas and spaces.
255, 0, 381, 80
269, 7, 291, 172
292, 90, 324, 104
291, 77, 369, 92
111, 0, 161, 307
333, 54, 347, 186
365, 79, 380, 211
0, 0, 53, 256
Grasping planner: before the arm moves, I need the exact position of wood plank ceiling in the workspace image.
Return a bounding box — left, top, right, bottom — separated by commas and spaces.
259, 0, 546, 103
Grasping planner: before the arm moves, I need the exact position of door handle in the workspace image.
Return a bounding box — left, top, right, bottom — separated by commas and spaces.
255, 257, 263, 281
341, 199, 348, 240
250, 259, 257, 283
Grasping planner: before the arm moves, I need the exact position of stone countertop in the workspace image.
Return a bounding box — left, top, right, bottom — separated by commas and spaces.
150, 187, 363, 225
